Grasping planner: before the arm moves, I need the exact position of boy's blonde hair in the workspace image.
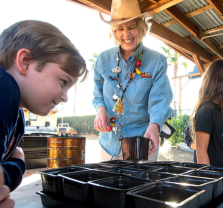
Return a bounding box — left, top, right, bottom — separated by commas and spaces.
0, 20, 88, 81
109, 19, 150, 46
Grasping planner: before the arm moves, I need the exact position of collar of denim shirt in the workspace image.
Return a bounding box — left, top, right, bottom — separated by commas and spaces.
118, 42, 143, 63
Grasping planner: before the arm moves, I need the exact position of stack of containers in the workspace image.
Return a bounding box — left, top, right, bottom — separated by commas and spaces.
37, 161, 223, 208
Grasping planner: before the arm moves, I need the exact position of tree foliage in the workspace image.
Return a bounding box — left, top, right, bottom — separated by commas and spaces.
167, 114, 190, 147
161, 46, 188, 69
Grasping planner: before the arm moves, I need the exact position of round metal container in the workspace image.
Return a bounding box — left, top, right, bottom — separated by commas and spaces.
47, 136, 85, 169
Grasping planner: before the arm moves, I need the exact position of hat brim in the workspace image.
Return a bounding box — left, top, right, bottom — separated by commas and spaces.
99, 11, 153, 26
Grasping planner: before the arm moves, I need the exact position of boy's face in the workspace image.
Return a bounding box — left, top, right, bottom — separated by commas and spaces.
20, 61, 78, 116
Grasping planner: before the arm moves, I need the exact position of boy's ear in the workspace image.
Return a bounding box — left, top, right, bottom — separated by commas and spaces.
16, 49, 32, 76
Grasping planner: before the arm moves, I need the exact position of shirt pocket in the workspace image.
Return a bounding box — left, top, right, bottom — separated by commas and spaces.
132, 78, 153, 104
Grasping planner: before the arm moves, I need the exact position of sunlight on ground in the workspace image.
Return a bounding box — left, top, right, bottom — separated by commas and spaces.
159, 139, 171, 154
20, 174, 40, 187
158, 139, 174, 161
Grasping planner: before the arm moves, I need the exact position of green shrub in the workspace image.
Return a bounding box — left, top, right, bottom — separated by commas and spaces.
57, 115, 99, 135
167, 114, 190, 147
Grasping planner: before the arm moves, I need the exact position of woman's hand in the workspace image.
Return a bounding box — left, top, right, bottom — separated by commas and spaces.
94, 106, 110, 133
0, 166, 15, 208
10, 147, 24, 161
144, 123, 159, 155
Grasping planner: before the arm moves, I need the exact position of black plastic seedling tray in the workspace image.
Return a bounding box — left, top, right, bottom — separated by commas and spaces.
199, 166, 223, 173
72, 163, 108, 170
99, 160, 136, 168
59, 170, 114, 204
164, 175, 215, 208
127, 171, 174, 181
96, 167, 144, 176
88, 176, 149, 208
173, 162, 207, 169
146, 161, 180, 166
36, 191, 86, 208
127, 182, 205, 208
184, 170, 223, 207
38, 166, 86, 195
151, 166, 193, 174
130, 163, 163, 170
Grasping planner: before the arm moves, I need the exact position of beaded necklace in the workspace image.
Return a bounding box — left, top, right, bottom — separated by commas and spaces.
107, 46, 143, 133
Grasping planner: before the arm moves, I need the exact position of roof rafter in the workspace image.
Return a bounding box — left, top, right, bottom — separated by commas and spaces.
144, 0, 184, 14
68, 0, 111, 15
149, 20, 213, 63
161, 4, 213, 27
204, 25, 223, 34
164, 43, 194, 62
206, 0, 223, 18
192, 54, 205, 75
165, 6, 223, 59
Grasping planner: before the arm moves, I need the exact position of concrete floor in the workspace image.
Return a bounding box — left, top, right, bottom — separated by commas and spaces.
10, 136, 193, 208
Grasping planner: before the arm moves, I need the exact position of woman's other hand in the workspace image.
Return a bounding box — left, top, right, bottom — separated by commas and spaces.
0, 166, 15, 208
94, 106, 110, 133
144, 123, 159, 155
10, 147, 24, 161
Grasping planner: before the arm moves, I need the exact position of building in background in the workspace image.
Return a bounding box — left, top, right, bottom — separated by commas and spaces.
23, 108, 59, 133
171, 66, 202, 117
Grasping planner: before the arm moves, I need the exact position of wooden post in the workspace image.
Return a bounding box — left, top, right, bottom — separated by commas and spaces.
192, 54, 205, 75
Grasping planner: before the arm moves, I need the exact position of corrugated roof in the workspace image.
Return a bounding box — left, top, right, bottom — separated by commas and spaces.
189, 9, 223, 31
167, 22, 192, 37
153, 11, 173, 24
190, 37, 209, 50
175, 0, 208, 14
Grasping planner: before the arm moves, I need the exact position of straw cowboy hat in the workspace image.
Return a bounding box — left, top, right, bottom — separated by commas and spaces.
100, 0, 153, 26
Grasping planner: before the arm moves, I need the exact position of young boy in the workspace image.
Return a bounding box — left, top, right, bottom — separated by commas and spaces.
0, 20, 88, 196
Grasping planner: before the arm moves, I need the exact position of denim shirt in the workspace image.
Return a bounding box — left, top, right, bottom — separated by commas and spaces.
92, 43, 173, 157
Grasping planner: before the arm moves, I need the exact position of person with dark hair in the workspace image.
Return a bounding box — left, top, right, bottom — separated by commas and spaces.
190, 59, 223, 166
0, 20, 88, 196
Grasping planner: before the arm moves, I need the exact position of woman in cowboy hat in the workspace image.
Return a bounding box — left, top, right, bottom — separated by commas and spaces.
92, 0, 173, 162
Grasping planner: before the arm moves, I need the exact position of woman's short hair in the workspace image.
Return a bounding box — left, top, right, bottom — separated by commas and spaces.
0, 20, 88, 81
109, 18, 150, 45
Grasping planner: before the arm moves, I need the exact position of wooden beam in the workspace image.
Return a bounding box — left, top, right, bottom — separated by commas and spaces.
204, 25, 223, 35
149, 20, 213, 63
206, 0, 223, 18
165, 6, 223, 59
165, 6, 200, 36
75, 0, 111, 15
185, 4, 213, 18
164, 43, 194, 62
67, 0, 95, 10
161, 19, 177, 27
185, 35, 195, 40
192, 54, 205, 75
161, 5, 213, 27
144, 0, 184, 14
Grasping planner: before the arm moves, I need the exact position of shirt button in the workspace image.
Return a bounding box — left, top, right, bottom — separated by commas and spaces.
124, 65, 126, 67
125, 77, 127, 79
122, 126, 124, 128
119, 135, 121, 137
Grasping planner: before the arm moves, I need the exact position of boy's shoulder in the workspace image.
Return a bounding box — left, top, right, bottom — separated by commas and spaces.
0, 66, 20, 129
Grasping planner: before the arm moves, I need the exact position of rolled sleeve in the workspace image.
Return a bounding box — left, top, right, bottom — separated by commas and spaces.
148, 58, 173, 130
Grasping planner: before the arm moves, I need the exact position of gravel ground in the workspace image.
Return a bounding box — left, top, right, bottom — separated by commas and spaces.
158, 139, 193, 163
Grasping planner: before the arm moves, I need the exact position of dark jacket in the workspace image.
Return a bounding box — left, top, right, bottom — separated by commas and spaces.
184, 125, 197, 163
0, 66, 26, 191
